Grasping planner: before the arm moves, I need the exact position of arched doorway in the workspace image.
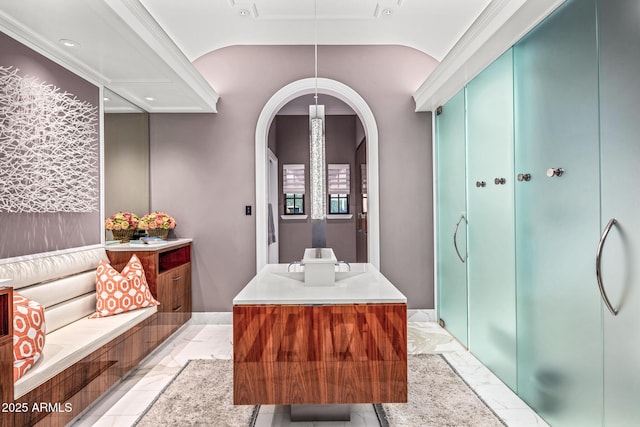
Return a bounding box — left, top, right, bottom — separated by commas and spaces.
255, 78, 379, 271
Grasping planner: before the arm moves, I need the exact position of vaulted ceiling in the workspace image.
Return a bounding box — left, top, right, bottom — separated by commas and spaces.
0, 0, 564, 113
139, 0, 491, 63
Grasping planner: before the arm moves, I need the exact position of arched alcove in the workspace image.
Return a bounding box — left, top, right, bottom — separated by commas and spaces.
255, 78, 379, 271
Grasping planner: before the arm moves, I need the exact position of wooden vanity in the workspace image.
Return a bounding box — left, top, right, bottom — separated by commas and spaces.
232, 263, 407, 406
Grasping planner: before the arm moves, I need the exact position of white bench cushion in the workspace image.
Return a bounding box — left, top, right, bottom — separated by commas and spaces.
1, 247, 109, 333
14, 305, 157, 399
1, 247, 108, 290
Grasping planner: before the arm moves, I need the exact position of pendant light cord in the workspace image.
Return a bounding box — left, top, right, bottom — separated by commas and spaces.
314, 0, 318, 106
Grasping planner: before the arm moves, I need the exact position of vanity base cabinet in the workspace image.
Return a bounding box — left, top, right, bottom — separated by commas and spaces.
233, 303, 407, 405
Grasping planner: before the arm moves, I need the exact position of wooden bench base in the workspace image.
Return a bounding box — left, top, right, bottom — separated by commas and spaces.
2, 310, 189, 427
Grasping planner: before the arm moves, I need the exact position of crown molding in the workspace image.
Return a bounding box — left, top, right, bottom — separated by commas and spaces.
104, 0, 219, 113
413, 0, 566, 112
0, 10, 107, 87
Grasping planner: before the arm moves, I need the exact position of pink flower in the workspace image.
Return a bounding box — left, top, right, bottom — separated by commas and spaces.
105, 212, 139, 230
138, 211, 176, 231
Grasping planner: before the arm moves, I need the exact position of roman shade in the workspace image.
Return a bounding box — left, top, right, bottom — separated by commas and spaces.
328, 164, 350, 194
282, 164, 305, 194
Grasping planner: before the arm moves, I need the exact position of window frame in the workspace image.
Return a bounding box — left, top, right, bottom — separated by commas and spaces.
329, 193, 349, 214
284, 193, 305, 215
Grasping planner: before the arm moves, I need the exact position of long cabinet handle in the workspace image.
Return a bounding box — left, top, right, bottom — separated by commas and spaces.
596, 218, 619, 316
453, 214, 467, 264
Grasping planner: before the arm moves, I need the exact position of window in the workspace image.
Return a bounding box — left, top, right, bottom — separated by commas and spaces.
283, 164, 305, 215
329, 194, 349, 214
284, 194, 304, 214
328, 164, 350, 214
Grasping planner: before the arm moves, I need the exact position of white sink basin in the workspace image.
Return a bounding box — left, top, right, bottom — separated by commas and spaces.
274, 249, 363, 286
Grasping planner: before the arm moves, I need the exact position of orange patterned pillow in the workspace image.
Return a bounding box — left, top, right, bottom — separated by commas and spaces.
13, 293, 46, 382
90, 254, 159, 318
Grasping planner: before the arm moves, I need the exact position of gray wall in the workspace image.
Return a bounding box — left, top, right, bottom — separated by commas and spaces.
276, 115, 357, 263
104, 113, 150, 239
0, 30, 100, 259
150, 45, 436, 310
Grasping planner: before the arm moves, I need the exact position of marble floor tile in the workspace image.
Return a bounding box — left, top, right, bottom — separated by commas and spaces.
71, 321, 548, 427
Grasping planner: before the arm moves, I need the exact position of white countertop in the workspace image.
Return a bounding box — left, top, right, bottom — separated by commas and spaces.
104, 238, 192, 252
233, 263, 407, 305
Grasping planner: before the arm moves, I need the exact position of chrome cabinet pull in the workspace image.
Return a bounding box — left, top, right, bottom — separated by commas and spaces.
172, 275, 182, 281
546, 167, 564, 177
517, 173, 531, 182
453, 214, 467, 263
494, 177, 506, 185
475, 181, 486, 188
596, 218, 619, 316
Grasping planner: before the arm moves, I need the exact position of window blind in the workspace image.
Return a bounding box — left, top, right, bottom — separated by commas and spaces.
328, 164, 350, 195
283, 164, 305, 194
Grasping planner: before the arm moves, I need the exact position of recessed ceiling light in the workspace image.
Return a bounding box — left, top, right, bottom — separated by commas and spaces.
59, 39, 79, 48
104, 97, 111, 102
239, 9, 250, 16
383, 8, 393, 16
144, 97, 155, 101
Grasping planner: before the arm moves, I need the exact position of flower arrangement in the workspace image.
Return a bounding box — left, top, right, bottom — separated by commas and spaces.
105, 212, 139, 231
138, 211, 176, 231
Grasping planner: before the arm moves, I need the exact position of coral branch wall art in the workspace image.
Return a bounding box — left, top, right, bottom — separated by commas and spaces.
0, 65, 99, 213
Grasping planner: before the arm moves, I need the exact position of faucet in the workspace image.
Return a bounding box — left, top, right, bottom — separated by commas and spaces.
335, 261, 351, 271
288, 261, 304, 272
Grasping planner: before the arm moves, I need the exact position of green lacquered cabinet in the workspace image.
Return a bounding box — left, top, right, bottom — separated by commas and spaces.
435, 89, 468, 347
598, 0, 640, 425
513, 0, 602, 425
466, 49, 517, 391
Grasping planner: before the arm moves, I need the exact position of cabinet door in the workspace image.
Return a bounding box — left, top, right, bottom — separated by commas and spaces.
466, 49, 517, 391
513, 1, 602, 425
157, 272, 175, 313
157, 269, 177, 339
173, 263, 192, 324
435, 89, 468, 346
158, 263, 191, 336
599, 0, 640, 425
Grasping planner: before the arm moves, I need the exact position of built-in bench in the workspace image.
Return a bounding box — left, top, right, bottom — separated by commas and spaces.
0, 245, 181, 427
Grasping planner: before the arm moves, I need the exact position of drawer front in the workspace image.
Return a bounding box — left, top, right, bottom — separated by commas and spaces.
157, 263, 190, 313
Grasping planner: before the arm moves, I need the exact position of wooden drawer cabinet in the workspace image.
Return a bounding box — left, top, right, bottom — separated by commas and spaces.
157, 262, 192, 341
106, 240, 192, 340
158, 263, 191, 313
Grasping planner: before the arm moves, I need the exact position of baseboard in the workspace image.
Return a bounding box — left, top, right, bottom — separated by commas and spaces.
407, 309, 436, 322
